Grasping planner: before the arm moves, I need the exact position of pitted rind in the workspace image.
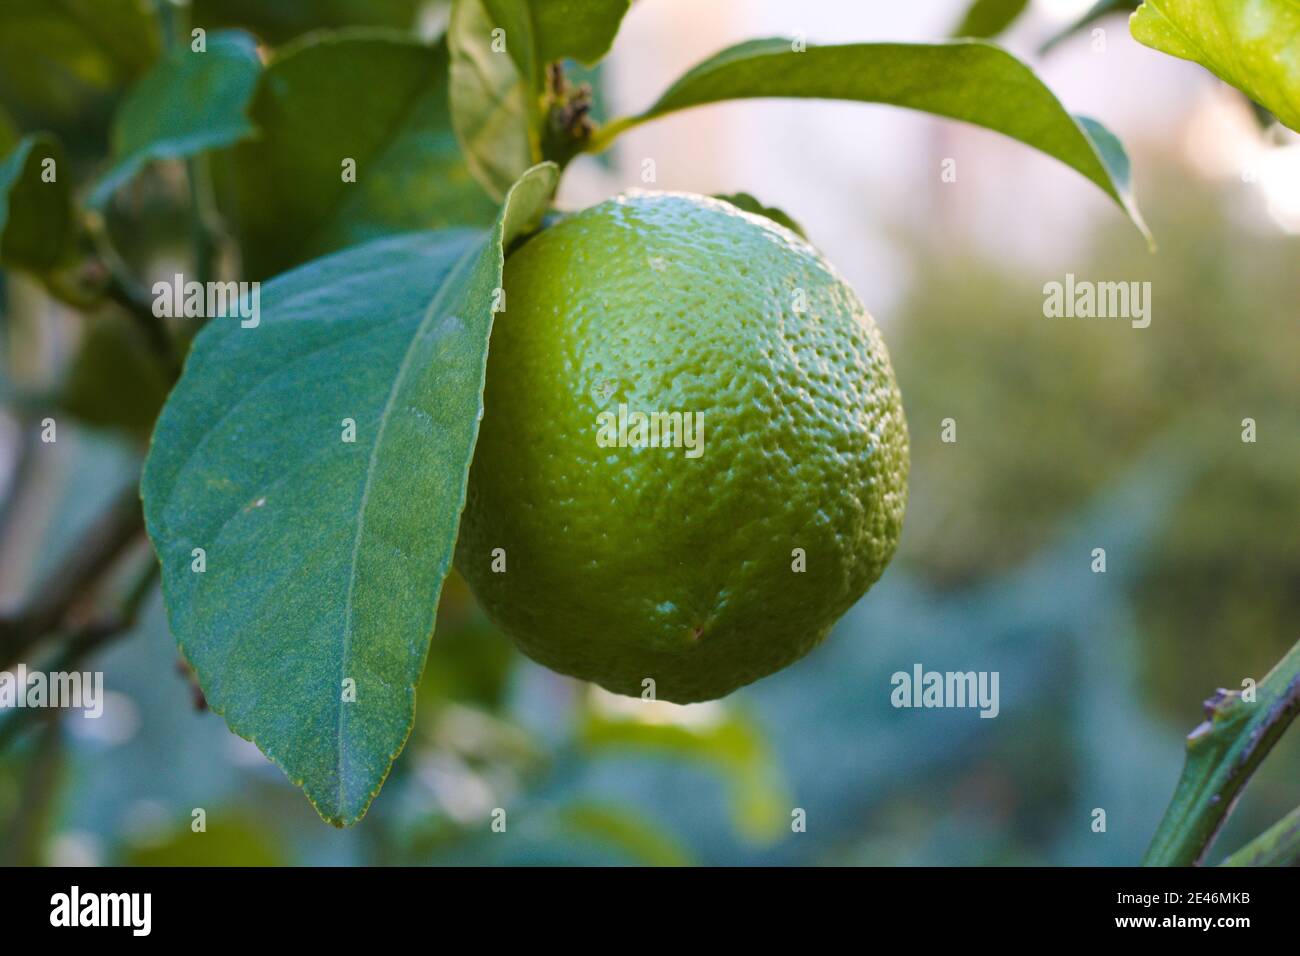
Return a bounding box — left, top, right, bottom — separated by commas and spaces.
456, 191, 909, 703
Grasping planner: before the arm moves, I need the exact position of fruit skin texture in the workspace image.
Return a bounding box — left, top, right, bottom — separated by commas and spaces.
455, 192, 908, 703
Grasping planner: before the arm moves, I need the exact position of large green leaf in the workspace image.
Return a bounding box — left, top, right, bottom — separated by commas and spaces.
590, 39, 1151, 242
0, 0, 160, 151
221, 29, 497, 280
1131, 0, 1300, 132
0, 135, 73, 272
141, 163, 559, 826
89, 30, 261, 208
449, 0, 630, 197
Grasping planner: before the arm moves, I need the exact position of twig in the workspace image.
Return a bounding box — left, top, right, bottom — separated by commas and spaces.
1222, 804, 1300, 867
86, 212, 176, 370
186, 154, 221, 290
0, 421, 36, 546
0, 555, 158, 752
1143, 638, 1300, 866
0, 484, 144, 671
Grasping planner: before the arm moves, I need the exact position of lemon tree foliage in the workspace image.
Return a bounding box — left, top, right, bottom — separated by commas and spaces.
222, 31, 497, 279
142, 165, 558, 825
0, 0, 160, 151
587, 39, 1150, 242
448, 0, 631, 197
0, 134, 72, 273
90, 30, 261, 207
71, 3, 1187, 824
1131, 0, 1300, 132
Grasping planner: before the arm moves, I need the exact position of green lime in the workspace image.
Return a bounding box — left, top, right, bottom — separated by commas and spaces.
455, 192, 908, 703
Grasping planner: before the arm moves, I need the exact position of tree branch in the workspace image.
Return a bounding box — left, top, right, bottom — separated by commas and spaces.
0, 484, 144, 671
0, 554, 158, 752
1143, 638, 1300, 866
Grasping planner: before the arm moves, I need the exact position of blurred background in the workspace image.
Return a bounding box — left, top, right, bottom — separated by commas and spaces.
0, 0, 1297, 865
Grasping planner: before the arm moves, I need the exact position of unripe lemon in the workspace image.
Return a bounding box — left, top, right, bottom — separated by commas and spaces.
455, 192, 908, 703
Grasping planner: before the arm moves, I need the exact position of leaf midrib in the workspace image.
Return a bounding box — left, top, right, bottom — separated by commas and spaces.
334, 238, 483, 813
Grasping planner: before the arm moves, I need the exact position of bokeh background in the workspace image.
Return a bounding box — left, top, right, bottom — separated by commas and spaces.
1, 0, 1297, 865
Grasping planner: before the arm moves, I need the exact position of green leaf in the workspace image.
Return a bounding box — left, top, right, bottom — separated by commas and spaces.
591, 39, 1151, 244
951, 0, 1031, 39
59, 313, 171, 439
1131, 0, 1300, 132
141, 163, 558, 826
580, 706, 791, 842
0, 135, 73, 272
0, 0, 161, 151
449, 0, 631, 197
1040, 0, 1139, 55
89, 30, 261, 208
193, 0, 425, 46
713, 192, 808, 239
449, 0, 537, 200
220, 29, 497, 280
509, 0, 630, 74
122, 814, 290, 866
474, 0, 630, 88
553, 803, 695, 867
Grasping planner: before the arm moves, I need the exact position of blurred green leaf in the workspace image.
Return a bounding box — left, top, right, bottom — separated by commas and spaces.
141, 164, 558, 825
449, 0, 630, 197
593, 39, 1151, 244
0, 0, 160, 152
220, 29, 496, 279
58, 313, 170, 439
0, 134, 73, 273
951, 0, 1031, 39
89, 30, 261, 208
488, 0, 630, 83
449, 0, 536, 200
0, 107, 17, 155
580, 706, 790, 842
421, 588, 517, 709
1040, 0, 1139, 54
553, 803, 695, 866
713, 192, 807, 239
193, 0, 427, 46
122, 815, 289, 866
1131, 0, 1300, 132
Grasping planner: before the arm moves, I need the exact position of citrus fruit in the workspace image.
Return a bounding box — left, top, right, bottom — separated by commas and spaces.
455, 191, 908, 703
